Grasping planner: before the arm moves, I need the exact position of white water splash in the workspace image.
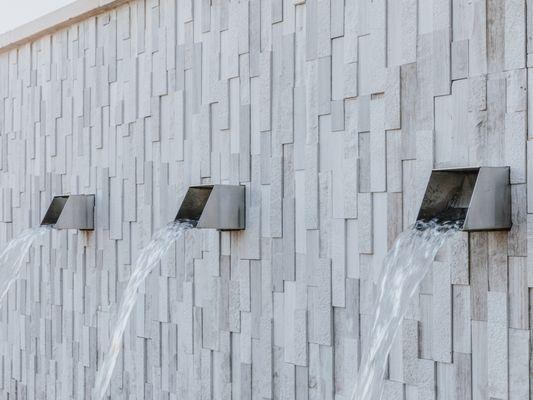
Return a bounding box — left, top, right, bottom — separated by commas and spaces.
0, 226, 49, 305
93, 220, 194, 400
351, 219, 461, 400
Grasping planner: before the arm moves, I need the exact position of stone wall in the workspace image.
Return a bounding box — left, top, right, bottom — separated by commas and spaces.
0, 0, 530, 398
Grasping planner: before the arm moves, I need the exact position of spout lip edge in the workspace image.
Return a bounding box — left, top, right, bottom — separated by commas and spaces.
430, 165, 511, 173
459, 226, 513, 232
431, 166, 481, 172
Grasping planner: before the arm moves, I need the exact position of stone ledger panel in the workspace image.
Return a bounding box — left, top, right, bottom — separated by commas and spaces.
0, 0, 530, 399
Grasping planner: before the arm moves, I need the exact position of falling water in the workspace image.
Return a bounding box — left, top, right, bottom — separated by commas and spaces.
0, 226, 49, 305
93, 220, 194, 400
351, 219, 462, 400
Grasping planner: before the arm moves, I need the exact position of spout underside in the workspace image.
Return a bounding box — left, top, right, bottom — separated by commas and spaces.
175, 186, 212, 227
41, 196, 69, 226
417, 167, 511, 232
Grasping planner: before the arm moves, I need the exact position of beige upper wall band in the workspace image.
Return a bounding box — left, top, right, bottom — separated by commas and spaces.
0, 0, 129, 54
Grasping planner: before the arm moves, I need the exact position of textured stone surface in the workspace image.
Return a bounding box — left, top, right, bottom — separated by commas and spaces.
0, 0, 530, 398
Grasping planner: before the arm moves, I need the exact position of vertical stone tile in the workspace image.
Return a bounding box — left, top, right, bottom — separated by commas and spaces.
509, 184, 527, 256
451, 40, 469, 80
454, 352, 472, 400
305, 143, 319, 229
508, 329, 530, 399
527, 214, 533, 287
508, 256, 529, 329
487, 0, 505, 73
452, 285, 471, 354
471, 320, 488, 400
505, 112, 527, 184
432, 29, 451, 96
448, 231, 469, 285
357, 193, 373, 254
470, 232, 488, 321
331, 218, 345, 307
504, 0, 526, 70
342, 126, 358, 218
415, 359, 436, 400
369, 93, 386, 193
386, 130, 402, 193
469, 0, 488, 76
384, 66, 400, 130
400, 63, 417, 160
432, 261, 452, 363
436, 362, 455, 400
488, 231, 508, 292
307, 259, 332, 346
487, 291, 508, 399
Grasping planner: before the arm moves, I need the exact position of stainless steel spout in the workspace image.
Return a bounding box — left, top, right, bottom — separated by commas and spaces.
175, 185, 245, 230
41, 195, 95, 230
417, 167, 511, 231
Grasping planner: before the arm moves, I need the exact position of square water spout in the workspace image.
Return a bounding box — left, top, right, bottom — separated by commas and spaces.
41, 195, 95, 230
417, 167, 511, 231
175, 185, 245, 230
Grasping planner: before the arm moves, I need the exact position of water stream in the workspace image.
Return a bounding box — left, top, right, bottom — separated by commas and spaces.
0, 226, 49, 305
93, 220, 194, 400
91, 216, 460, 399
351, 219, 462, 400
